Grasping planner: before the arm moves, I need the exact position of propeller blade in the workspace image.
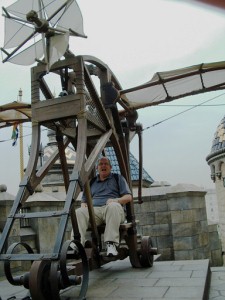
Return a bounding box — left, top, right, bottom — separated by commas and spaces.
3, 18, 34, 49
56, 0, 87, 38
2, 0, 86, 67
48, 32, 69, 68
120, 61, 225, 109
5, 0, 40, 19
8, 39, 44, 65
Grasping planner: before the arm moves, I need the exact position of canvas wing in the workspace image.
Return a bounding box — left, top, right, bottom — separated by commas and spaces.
119, 61, 225, 110
0, 101, 31, 128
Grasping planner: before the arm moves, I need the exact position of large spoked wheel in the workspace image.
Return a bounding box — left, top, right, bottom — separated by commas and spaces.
29, 260, 52, 300
139, 236, 154, 267
59, 240, 89, 300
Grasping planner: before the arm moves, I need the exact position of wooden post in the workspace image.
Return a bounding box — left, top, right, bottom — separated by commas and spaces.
18, 89, 24, 180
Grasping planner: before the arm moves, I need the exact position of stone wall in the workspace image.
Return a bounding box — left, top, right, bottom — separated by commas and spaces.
0, 183, 223, 278
133, 184, 223, 266
22, 187, 77, 254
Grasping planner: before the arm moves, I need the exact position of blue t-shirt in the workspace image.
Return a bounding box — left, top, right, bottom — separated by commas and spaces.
82, 173, 131, 206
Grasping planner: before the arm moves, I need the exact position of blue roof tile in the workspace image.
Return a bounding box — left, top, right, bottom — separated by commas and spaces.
102, 147, 154, 185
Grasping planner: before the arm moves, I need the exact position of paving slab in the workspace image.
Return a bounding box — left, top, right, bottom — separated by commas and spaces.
0, 258, 211, 300
209, 266, 225, 300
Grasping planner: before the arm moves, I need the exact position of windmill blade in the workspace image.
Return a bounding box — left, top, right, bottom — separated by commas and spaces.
45, 0, 87, 38
119, 61, 225, 110
8, 39, 44, 65
3, 18, 34, 49
2, 1, 44, 64
2, 0, 86, 67
48, 32, 69, 68
5, 0, 40, 19
4, 0, 86, 36
0, 101, 31, 128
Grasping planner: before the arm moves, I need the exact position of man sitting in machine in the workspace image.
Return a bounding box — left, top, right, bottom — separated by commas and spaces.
74, 156, 132, 256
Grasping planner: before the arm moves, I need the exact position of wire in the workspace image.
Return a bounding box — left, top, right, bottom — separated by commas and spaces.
1, 92, 225, 142
0, 128, 48, 144
142, 92, 225, 131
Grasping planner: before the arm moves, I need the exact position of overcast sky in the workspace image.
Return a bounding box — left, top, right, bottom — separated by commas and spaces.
1, 0, 225, 195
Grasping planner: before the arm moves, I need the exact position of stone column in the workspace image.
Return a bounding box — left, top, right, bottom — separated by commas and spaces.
167, 185, 210, 261
134, 184, 222, 265
134, 190, 173, 260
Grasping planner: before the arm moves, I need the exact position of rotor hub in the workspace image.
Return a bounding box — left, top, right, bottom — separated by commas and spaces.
26, 10, 49, 33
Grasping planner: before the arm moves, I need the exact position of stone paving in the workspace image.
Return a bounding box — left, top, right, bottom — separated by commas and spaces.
60, 258, 210, 300
209, 266, 225, 300
0, 258, 224, 300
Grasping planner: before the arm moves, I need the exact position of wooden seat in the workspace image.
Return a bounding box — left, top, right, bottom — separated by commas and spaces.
87, 221, 139, 233
120, 221, 138, 230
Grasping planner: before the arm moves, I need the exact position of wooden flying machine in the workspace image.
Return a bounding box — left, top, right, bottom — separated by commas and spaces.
0, 0, 225, 299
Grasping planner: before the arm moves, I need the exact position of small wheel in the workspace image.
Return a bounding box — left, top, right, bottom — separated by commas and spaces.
139, 236, 154, 267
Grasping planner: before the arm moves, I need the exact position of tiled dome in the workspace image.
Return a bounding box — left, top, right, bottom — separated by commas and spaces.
43, 130, 76, 165
42, 130, 154, 187
101, 147, 154, 186
209, 116, 225, 155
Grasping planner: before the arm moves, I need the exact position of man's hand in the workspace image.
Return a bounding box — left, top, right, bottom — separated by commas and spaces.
106, 198, 119, 205
81, 202, 88, 208
107, 194, 132, 205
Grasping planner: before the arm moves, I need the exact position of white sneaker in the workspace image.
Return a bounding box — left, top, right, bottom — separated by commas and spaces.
106, 242, 118, 256
69, 242, 76, 250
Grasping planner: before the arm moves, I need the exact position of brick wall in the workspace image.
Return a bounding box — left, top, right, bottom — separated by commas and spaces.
133, 184, 223, 266
0, 183, 223, 279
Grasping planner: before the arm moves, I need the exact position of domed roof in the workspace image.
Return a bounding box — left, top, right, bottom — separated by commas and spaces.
43, 130, 76, 165
207, 116, 225, 161
42, 130, 153, 186
99, 147, 154, 186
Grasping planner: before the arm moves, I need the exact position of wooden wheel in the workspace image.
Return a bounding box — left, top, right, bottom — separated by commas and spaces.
139, 236, 154, 267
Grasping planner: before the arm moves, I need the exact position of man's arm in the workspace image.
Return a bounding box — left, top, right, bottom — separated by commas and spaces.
106, 174, 132, 205
107, 193, 132, 205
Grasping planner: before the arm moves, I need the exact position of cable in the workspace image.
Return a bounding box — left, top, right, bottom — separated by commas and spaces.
1, 92, 225, 142
142, 92, 225, 131
0, 128, 48, 144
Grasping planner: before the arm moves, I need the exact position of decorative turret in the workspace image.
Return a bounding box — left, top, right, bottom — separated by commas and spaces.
206, 115, 225, 261
206, 116, 225, 185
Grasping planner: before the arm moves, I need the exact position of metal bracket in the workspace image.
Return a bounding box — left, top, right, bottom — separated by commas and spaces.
69, 170, 83, 191
19, 176, 34, 195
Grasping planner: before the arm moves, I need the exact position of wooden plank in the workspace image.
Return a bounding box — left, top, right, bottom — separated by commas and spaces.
32, 94, 82, 123
86, 111, 106, 132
